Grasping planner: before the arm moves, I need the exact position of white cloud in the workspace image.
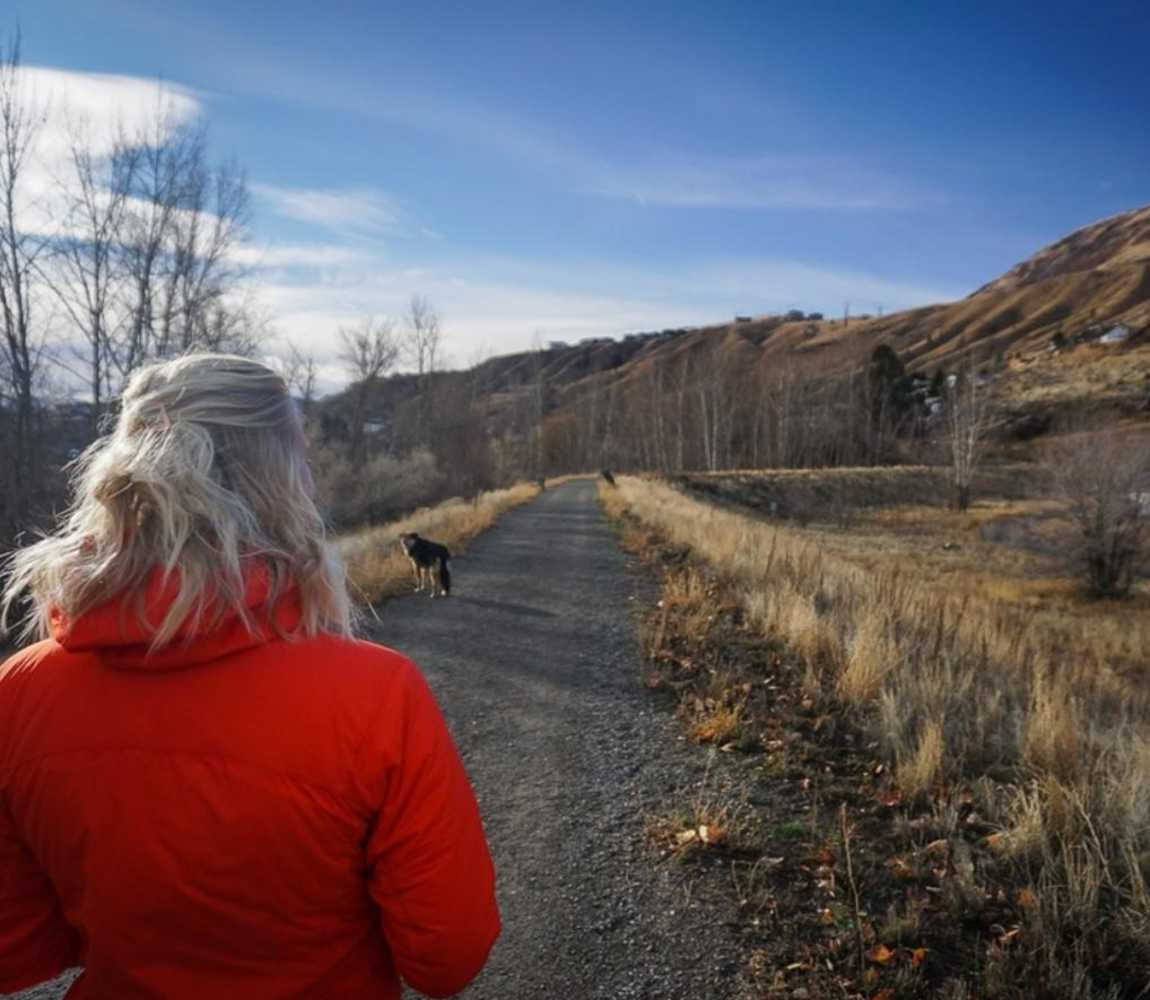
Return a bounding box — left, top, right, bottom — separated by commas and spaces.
252, 183, 407, 236
9, 65, 203, 235
229, 241, 370, 269
588, 154, 931, 211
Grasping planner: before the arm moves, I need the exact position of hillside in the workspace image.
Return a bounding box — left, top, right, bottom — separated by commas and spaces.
562, 201, 1150, 415
331, 202, 1150, 455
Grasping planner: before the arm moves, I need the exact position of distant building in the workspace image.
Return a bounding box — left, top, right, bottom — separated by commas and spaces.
1100, 324, 1133, 344
734, 315, 753, 323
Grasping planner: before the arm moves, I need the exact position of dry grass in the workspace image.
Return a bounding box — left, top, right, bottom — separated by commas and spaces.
645, 757, 761, 862
338, 482, 540, 604
611, 473, 1150, 996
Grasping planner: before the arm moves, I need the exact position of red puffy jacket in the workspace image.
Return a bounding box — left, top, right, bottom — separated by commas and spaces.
0, 571, 499, 999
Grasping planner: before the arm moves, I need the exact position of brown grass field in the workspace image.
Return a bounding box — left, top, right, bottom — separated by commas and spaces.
603, 468, 1150, 999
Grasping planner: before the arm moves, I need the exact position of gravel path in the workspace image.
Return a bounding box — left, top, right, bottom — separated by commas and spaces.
4, 480, 740, 1000
382, 480, 739, 999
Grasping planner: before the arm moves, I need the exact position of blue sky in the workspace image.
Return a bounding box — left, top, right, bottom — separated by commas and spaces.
9, 0, 1150, 372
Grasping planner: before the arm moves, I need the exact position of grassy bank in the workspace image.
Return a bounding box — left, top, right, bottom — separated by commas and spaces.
339, 482, 541, 604
603, 474, 1150, 999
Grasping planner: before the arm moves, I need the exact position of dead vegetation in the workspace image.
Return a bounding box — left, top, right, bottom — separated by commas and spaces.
338, 482, 540, 604
603, 473, 1150, 998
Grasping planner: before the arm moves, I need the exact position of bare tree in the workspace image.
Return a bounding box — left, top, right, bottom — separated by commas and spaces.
114, 102, 192, 374
1051, 430, 1150, 598
51, 122, 137, 432
339, 316, 398, 462
943, 369, 992, 511
402, 294, 441, 377
279, 341, 320, 418
166, 149, 250, 353
111, 107, 253, 374
401, 294, 441, 447
0, 33, 49, 526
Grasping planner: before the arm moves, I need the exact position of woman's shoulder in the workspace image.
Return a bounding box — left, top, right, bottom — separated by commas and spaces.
282, 632, 424, 692
0, 639, 64, 684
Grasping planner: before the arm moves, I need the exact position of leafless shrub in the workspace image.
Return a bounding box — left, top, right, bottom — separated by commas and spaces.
943, 370, 993, 511
1049, 430, 1150, 597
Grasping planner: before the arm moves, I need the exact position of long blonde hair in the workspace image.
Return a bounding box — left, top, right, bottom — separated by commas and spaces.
2, 353, 352, 646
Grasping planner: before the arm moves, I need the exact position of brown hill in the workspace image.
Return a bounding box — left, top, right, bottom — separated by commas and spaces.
331, 202, 1150, 454
574, 201, 1150, 413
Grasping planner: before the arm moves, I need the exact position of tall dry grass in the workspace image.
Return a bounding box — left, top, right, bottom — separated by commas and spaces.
338, 482, 540, 604
610, 474, 1150, 996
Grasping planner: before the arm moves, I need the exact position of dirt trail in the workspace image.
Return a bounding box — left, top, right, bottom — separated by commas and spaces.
4, 480, 739, 1000
385, 479, 739, 999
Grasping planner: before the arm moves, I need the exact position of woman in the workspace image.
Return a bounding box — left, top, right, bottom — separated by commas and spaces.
0, 354, 499, 998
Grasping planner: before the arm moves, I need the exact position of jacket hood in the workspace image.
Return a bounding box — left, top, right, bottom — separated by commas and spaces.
49, 565, 303, 671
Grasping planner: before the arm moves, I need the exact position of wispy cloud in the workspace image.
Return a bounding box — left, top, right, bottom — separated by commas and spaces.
252, 183, 409, 236
229, 241, 371, 270
690, 257, 962, 311
225, 68, 933, 214
587, 154, 933, 211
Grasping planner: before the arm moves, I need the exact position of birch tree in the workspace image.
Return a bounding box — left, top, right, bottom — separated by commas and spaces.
944, 369, 992, 511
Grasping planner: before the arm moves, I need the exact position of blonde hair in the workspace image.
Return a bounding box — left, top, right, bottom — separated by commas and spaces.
2, 353, 352, 647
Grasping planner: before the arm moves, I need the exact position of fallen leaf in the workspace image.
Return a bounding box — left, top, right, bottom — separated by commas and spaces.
885, 856, 914, 878
819, 907, 835, 925
865, 943, 897, 966
1017, 888, 1039, 910
871, 991, 896, 1000
983, 832, 1007, 851
911, 947, 928, 967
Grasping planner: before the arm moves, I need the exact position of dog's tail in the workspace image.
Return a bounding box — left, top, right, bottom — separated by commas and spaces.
438, 557, 451, 596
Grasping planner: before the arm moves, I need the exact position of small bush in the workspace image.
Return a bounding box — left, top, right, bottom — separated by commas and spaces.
1049, 431, 1150, 597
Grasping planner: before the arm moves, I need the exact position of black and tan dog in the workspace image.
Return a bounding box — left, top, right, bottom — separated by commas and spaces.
398, 532, 452, 597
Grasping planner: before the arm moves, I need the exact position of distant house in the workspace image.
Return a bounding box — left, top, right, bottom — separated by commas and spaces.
734, 315, 753, 323
1129, 492, 1150, 517
1100, 324, 1133, 344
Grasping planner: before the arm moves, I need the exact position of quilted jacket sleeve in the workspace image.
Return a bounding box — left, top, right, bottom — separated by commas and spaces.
364, 661, 500, 998
0, 796, 81, 993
